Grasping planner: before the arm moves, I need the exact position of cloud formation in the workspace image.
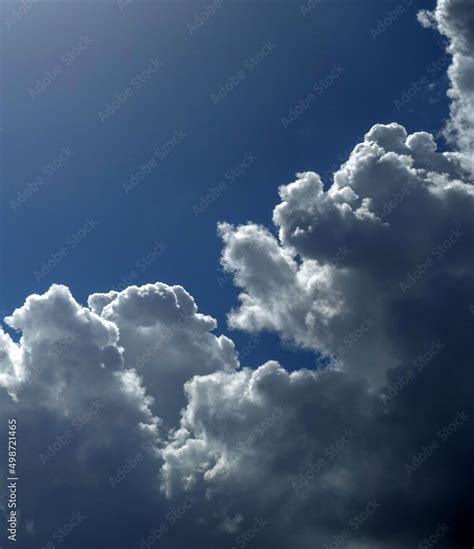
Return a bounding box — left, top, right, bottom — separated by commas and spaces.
1, 1, 474, 548
419, 0, 474, 170
88, 282, 238, 425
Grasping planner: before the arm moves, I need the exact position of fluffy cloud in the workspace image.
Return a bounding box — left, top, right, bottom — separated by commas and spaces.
88, 283, 238, 425
215, 1, 474, 389
419, 0, 474, 171
1, 1, 474, 548
0, 284, 237, 548
161, 362, 386, 547
163, 1, 474, 546
0, 285, 165, 548
219, 120, 474, 385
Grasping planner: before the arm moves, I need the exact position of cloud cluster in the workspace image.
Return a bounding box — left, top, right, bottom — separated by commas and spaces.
88, 283, 238, 425
162, 2, 474, 545
1, 1, 474, 547
218, 120, 474, 385
419, 0, 474, 171
0, 284, 243, 548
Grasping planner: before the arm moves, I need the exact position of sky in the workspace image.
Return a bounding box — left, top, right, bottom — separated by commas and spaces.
1, 0, 449, 366
1, 0, 474, 548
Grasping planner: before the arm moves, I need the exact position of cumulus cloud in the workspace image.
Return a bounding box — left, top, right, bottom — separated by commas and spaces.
0, 285, 166, 548
1, 1, 474, 548
88, 283, 238, 425
219, 120, 474, 384
162, 1, 474, 546
0, 283, 237, 548
161, 362, 386, 546
419, 0, 474, 171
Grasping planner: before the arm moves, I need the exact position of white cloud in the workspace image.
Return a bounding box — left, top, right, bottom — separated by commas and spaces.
1, 2, 474, 548
218, 120, 473, 385
88, 282, 238, 425
421, 0, 474, 172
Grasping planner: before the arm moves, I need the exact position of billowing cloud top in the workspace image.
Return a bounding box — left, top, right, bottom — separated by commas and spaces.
1, 1, 474, 548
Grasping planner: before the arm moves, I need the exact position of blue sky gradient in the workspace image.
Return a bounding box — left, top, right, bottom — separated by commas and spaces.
1, 0, 448, 367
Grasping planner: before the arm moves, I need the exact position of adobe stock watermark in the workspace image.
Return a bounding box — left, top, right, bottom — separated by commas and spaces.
323, 499, 381, 549
404, 411, 469, 476
39, 400, 104, 464
381, 339, 445, 403
227, 406, 290, 464
192, 152, 256, 215
394, 55, 449, 111
109, 440, 155, 488
39, 512, 86, 549
126, 314, 191, 371
281, 64, 345, 129
10, 147, 74, 212
292, 429, 356, 494
4, 0, 39, 30
130, 495, 197, 549
121, 316, 192, 380
216, 239, 260, 288
122, 130, 187, 193
186, 0, 223, 35
98, 58, 164, 122
376, 184, 412, 219
6, 418, 18, 542
29, 36, 93, 98
418, 522, 451, 549
329, 245, 351, 268
369, 0, 413, 39
112, 241, 168, 291
299, 0, 321, 18
24, 330, 79, 386
116, 0, 142, 12
127, 341, 162, 372
229, 517, 269, 549
399, 227, 464, 293
2, 484, 16, 541
239, 334, 261, 362
211, 41, 276, 104
33, 217, 99, 282
320, 134, 364, 182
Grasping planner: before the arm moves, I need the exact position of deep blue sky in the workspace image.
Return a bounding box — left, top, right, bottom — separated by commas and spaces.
1, 0, 447, 368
